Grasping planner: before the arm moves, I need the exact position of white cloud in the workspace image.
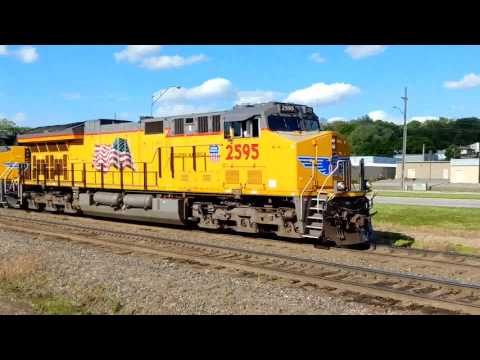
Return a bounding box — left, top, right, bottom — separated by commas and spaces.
345, 45, 387, 59
368, 110, 410, 124
367, 110, 439, 124
410, 116, 439, 122
114, 45, 162, 63
62, 92, 82, 100
444, 73, 480, 89
309, 53, 326, 63
0, 45, 38, 63
236, 90, 281, 105
114, 45, 207, 71
152, 78, 235, 116
154, 103, 219, 117
368, 110, 394, 122
141, 54, 207, 70
15, 46, 39, 63
284, 82, 360, 106
155, 78, 234, 103
327, 117, 347, 123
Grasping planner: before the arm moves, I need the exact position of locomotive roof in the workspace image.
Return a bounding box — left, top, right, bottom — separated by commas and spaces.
19, 121, 85, 136
150, 102, 314, 122
17, 119, 128, 139
17, 102, 316, 141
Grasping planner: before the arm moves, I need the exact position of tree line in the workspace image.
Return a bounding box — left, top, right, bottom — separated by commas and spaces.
0, 119, 31, 145
324, 116, 480, 159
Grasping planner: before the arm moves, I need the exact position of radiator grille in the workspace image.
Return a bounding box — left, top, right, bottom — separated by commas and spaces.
247, 170, 262, 185
225, 170, 239, 184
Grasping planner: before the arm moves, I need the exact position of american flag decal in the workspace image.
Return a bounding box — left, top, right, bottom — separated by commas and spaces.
93, 138, 135, 171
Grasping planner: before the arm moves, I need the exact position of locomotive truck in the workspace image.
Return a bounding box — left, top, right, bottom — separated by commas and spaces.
0, 102, 375, 248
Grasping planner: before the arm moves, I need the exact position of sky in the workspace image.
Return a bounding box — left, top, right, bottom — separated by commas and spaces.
2, 45, 480, 128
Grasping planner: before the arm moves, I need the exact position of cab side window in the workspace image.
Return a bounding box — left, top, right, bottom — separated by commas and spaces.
224, 117, 259, 139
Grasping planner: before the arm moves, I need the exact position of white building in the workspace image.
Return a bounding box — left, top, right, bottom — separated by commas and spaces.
450, 158, 480, 184
350, 156, 397, 180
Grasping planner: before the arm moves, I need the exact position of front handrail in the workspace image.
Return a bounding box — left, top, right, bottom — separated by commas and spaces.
299, 143, 318, 220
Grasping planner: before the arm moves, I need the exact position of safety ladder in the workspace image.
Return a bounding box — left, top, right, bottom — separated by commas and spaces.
0, 168, 11, 207
0, 165, 22, 208
302, 194, 327, 240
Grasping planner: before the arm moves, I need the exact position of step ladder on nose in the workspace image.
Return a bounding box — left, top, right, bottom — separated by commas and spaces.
0, 166, 21, 208
0, 167, 11, 207
302, 195, 327, 240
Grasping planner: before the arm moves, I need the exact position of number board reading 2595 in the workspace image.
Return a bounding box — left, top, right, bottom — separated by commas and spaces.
226, 144, 259, 160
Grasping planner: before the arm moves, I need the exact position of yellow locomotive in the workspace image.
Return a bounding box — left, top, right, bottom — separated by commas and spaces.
0, 102, 374, 247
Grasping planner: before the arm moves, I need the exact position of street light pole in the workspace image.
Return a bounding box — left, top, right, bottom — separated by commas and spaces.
401, 87, 408, 191
393, 87, 409, 191
151, 86, 181, 117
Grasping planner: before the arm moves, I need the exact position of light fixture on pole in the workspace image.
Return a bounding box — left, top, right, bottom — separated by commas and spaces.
393, 87, 408, 191
151, 86, 182, 117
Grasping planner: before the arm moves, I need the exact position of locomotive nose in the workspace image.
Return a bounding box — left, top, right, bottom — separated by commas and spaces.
296, 131, 352, 194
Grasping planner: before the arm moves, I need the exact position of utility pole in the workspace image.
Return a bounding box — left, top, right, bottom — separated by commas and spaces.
400, 87, 408, 191
393, 88, 409, 190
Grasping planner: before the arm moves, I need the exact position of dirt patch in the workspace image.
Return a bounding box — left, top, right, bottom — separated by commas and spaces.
0, 295, 35, 315
0, 254, 42, 282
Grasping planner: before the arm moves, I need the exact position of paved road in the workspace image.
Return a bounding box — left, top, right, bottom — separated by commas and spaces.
375, 196, 480, 208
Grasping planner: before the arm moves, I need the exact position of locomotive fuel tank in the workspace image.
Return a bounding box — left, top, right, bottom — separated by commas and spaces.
123, 194, 153, 209
93, 192, 122, 207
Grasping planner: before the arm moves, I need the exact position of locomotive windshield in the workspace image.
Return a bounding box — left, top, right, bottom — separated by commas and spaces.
268, 115, 320, 132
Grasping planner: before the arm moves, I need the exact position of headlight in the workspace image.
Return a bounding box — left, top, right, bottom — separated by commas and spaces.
337, 181, 346, 191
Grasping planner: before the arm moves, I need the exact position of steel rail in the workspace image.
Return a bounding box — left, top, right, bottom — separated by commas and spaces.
387, 245, 480, 261
1, 213, 480, 292
331, 246, 480, 270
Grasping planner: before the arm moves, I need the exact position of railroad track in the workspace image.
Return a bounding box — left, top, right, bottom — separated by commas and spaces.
1, 213, 480, 314
335, 245, 480, 270
2, 209, 479, 271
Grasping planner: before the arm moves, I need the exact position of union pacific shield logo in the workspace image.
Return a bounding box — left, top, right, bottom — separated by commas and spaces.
298, 156, 348, 176
209, 145, 220, 161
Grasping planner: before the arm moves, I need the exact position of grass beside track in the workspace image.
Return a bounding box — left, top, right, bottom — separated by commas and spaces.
373, 204, 480, 231
0, 254, 123, 315
373, 204, 480, 255
375, 191, 480, 200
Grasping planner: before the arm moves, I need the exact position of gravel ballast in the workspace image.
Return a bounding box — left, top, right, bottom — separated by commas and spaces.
1, 209, 477, 285
0, 228, 428, 315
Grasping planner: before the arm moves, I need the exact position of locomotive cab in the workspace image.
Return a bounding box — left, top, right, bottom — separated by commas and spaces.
258, 103, 375, 248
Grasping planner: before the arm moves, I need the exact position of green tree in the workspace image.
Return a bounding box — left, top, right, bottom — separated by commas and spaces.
0, 118, 31, 145
325, 115, 480, 156
445, 144, 460, 160
0, 119, 16, 134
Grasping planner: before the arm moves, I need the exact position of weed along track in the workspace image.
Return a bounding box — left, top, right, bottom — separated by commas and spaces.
1, 213, 480, 314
